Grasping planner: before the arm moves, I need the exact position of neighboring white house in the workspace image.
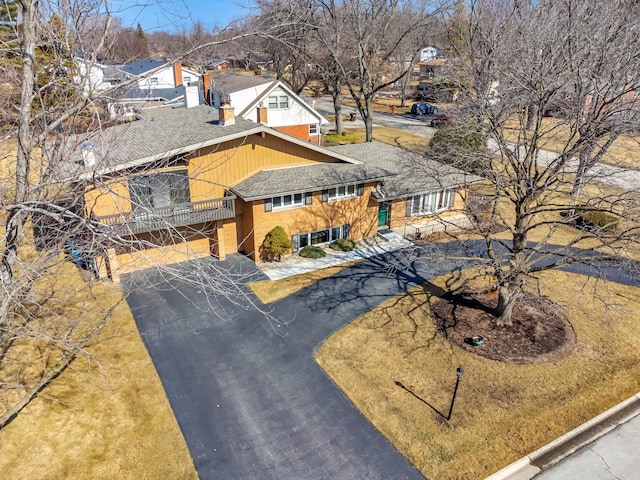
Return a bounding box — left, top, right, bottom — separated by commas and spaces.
209, 73, 328, 144
74, 58, 123, 93
119, 59, 200, 90
419, 46, 439, 62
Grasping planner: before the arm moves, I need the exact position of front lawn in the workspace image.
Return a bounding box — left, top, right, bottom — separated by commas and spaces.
315, 269, 640, 479
0, 263, 196, 479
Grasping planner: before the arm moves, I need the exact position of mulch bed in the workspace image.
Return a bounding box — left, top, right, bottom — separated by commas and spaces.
430, 289, 576, 364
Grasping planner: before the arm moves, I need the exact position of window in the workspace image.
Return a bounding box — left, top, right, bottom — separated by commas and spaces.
292, 224, 350, 252
149, 77, 158, 85
272, 193, 303, 210
129, 170, 191, 211
265, 192, 311, 212
268, 95, 289, 109
183, 75, 191, 84
309, 124, 319, 135
406, 189, 455, 216
328, 184, 356, 200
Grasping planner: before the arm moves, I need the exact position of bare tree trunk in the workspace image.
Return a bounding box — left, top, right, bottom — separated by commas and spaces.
495, 283, 521, 326
1, 0, 37, 287
363, 96, 374, 142
332, 85, 344, 135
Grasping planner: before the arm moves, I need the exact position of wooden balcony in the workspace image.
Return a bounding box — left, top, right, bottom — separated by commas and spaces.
94, 196, 236, 235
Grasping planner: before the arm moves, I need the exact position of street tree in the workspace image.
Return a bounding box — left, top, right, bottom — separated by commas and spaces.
427, 0, 640, 325
312, 0, 442, 142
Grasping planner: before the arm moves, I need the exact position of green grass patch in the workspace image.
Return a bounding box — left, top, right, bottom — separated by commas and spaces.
323, 131, 364, 146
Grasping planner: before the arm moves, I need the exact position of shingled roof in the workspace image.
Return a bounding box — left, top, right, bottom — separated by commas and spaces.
120, 59, 167, 76
231, 163, 391, 201
327, 142, 483, 201
52, 105, 359, 181
210, 72, 273, 93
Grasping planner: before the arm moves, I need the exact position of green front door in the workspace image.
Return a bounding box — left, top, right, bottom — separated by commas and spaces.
378, 202, 389, 227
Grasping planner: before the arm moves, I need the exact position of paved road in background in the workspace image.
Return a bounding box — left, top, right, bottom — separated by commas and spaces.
313, 96, 438, 138
314, 95, 640, 192
124, 241, 639, 480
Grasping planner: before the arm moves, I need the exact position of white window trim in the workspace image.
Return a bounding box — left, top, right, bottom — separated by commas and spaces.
149, 77, 159, 85
327, 184, 357, 201
268, 95, 289, 109
292, 224, 350, 252
309, 124, 319, 135
271, 192, 304, 211
407, 189, 455, 216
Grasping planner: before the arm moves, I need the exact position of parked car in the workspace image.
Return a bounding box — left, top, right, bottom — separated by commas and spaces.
430, 113, 450, 128
411, 102, 438, 116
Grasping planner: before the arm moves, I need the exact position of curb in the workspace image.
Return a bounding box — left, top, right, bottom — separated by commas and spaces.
485, 392, 640, 480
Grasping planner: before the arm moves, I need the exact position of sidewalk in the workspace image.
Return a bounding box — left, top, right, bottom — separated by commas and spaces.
486, 392, 640, 480
261, 230, 412, 280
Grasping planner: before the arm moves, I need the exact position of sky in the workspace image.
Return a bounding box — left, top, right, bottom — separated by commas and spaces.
113, 0, 254, 33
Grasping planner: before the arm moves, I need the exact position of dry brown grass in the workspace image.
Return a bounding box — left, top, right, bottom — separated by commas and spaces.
502, 117, 640, 169
0, 264, 196, 480
315, 269, 640, 480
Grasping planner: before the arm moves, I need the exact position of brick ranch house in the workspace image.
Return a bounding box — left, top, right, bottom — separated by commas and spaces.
54, 101, 480, 280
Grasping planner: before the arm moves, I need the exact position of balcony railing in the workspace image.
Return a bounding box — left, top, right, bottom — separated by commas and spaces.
94, 196, 236, 235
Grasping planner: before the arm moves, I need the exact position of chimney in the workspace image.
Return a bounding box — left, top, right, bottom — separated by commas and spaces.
203, 74, 211, 105
257, 105, 268, 124
219, 105, 235, 126
173, 62, 183, 87
185, 85, 199, 108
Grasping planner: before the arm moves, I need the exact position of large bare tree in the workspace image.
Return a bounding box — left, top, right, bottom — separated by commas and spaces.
432, 0, 640, 325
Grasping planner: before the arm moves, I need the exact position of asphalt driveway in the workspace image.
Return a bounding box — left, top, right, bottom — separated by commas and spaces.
123, 243, 639, 479
123, 249, 447, 480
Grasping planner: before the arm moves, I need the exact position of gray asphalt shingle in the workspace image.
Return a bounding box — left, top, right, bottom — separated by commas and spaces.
231, 163, 391, 200
328, 142, 483, 200
55, 105, 261, 179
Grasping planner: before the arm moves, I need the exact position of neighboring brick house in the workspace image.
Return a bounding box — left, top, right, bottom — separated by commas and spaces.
55, 100, 478, 279
209, 72, 327, 144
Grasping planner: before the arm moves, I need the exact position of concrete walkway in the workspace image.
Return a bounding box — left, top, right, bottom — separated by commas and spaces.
262, 230, 412, 280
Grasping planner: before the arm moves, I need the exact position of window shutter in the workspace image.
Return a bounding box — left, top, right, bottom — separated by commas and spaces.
406, 197, 413, 217
305, 192, 312, 205
357, 183, 364, 196
344, 224, 350, 238
264, 198, 272, 212
322, 189, 328, 202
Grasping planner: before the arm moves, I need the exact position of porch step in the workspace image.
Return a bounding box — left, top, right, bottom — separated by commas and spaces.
377, 229, 406, 243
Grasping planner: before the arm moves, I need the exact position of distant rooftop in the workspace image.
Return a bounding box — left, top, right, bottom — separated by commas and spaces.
120, 59, 167, 76
210, 72, 274, 94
